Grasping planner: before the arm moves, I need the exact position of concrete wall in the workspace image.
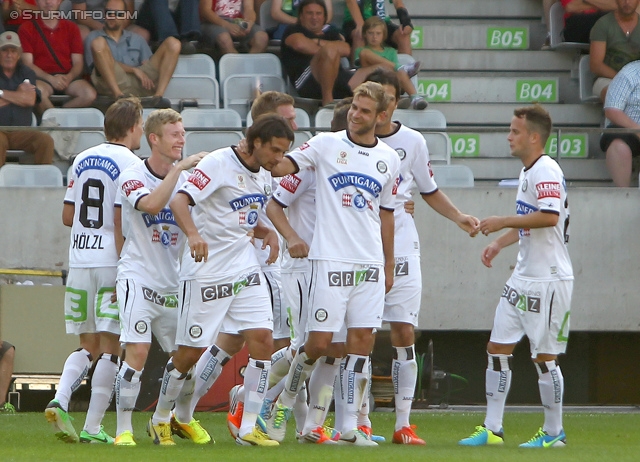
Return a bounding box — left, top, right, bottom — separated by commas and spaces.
1, 186, 639, 332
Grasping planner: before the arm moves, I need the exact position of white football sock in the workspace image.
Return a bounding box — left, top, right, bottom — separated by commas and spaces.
392, 345, 417, 430
302, 356, 339, 434
536, 360, 564, 436
84, 353, 119, 434
484, 353, 512, 434
269, 346, 293, 388
239, 358, 271, 437
115, 361, 142, 435
54, 348, 92, 411
152, 361, 187, 424
279, 349, 316, 408
187, 344, 231, 416
340, 354, 369, 434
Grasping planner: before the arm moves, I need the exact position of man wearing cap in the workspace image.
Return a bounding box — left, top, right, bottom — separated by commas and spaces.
18, 0, 97, 114
0, 31, 54, 167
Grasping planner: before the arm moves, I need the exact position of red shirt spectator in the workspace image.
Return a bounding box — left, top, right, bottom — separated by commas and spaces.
18, 19, 84, 74
3, 0, 37, 29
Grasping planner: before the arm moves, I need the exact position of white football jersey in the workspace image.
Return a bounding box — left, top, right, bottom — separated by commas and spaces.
64, 143, 141, 268
513, 155, 573, 281
287, 131, 400, 265
271, 168, 316, 273
379, 122, 438, 257
117, 160, 189, 292
177, 147, 271, 280
253, 175, 281, 271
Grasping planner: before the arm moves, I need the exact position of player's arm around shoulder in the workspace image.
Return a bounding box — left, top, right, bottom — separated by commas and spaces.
136, 152, 206, 215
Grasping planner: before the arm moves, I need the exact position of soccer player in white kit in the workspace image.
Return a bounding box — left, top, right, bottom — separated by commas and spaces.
265, 82, 400, 446
459, 105, 573, 448
45, 98, 144, 444
364, 69, 480, 445
148, 114, 294, 446
112, 109, 205, 446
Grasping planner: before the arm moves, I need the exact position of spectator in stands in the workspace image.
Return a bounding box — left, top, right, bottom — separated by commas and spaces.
137, 0, 201, 54
281, 0, 373, 106
343, 0, 414, 56
0, 31, 54, 167
600, 59, 640, 187
561, 0, 612, 44
2, 0, 36, 32
355, 16, 426, 109
199, 0, 268, 54
71, 0, 150, 42
18, 0, 97, 115
590, 0, 640, 102
0, 339, 15, 413
267, 0, 331, 40
85, 0, 179, 107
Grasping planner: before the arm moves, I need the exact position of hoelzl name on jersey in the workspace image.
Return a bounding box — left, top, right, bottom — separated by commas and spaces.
75, 155, 121, 180
73, 233, 104, 250
229, 193, 266, 211
329, 172, 382, 197
536, 181, 561, 199
142, 209, 177, 227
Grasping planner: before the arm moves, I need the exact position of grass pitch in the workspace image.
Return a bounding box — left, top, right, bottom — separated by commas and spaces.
2, 410, 640, 461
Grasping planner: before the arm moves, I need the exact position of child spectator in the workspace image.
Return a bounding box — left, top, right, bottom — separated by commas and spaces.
355, 16, 426, 109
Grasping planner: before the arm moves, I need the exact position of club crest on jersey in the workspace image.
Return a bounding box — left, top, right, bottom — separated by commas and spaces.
122, 179, 144, 197
337, 151, 348, 165
189, 325, 203, 338
395, 148, 406, 160
237, 174, 246, 189
377, 161, 387, 173
521, 179, 528, 192
135, 321, 147, 334
536, 181, 561, 199
188, 169, 211, 190
229, 193, 266, 211
264, 183, 272, 197
280, 174, 301, 193
329, 172, 382, 197
315, 309, 328, 322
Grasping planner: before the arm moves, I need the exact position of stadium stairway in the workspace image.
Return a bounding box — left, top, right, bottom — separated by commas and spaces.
394, 0, 606, 183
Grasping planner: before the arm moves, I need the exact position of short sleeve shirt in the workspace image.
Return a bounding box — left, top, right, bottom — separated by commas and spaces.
604, 60, 640, 124
513, 155, 573, 281
117, 160, 189, 293
85, 29, 152, 70
354, 45, 398, 67
64, 143, 142, 268
378, 123, 437, 257
19, 19, 84, 75
177, 147, 271, 280
0, 62, 36, 126
281, 23, 344, 83
286, 131, 400, 265
590, 12, 640, 72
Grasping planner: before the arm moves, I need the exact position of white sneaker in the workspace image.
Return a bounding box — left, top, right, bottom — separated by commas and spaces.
338, 428, 378, 447
264, 403, 292, 442
399, 60, 421, 78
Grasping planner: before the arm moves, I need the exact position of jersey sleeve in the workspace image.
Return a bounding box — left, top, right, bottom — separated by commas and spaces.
412, 135, 438, 195
178, 152, 223, 205
287, 133, 324, 171
534, 161, 564, 215
63, 164, 77, 205
380, 153, 400, 210
119, 164, 150, 209
272, 168, 313, 207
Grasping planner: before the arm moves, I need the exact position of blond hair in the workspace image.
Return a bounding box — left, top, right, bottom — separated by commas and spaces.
352, 81, 391, 114
144, 108, 182, 145
251, 91, 295, 120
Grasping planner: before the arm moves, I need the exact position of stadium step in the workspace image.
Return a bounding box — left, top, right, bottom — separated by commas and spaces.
398, 0, 542, 19
413, 50, 578, 72
409, 20, 547, 50
446, 131, 603, 159
453, 157, 609, 182
432, 103, 603, 127
413, 73, 578, 104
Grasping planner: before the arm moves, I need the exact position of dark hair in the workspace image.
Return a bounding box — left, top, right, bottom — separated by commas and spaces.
331, 97, 352, 131
363, 67, 401, 101
297, 0, 327, 22
251, 91, 295, 120
246, 114, 295, 153
104, 97, 142, 141
514, 105, 552, 146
